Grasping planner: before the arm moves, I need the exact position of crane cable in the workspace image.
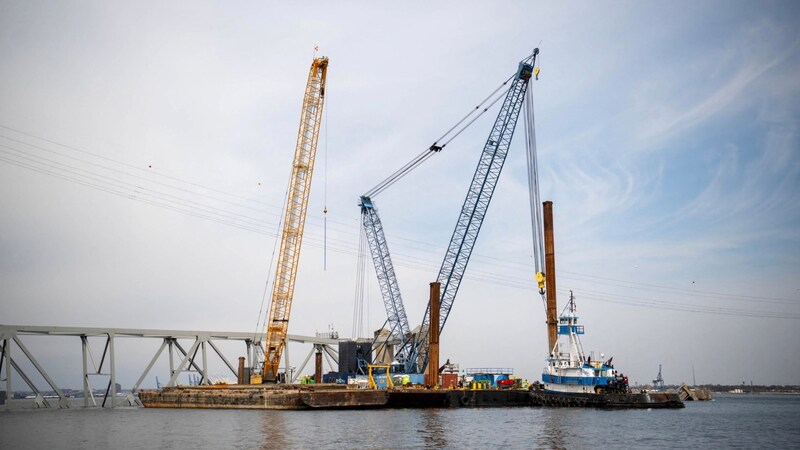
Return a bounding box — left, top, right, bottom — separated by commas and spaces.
362, 72, 518, 199
363, 49, 541, 199
323, 81, 329, 271
352, 225, 368, 339
523, 56, 547, 311
251, 180, 291, 348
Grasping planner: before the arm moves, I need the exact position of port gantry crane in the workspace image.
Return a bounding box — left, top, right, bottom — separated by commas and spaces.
262, 56, 328, 382
359, 49, 539, 374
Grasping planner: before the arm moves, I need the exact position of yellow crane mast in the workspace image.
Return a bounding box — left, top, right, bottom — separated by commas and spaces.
263, 56, 328, 382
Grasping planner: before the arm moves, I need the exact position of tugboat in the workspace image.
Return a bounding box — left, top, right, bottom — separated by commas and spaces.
530, 291, 684, 408
524, 201, 682, 408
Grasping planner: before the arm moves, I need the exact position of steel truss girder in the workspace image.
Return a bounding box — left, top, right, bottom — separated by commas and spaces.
0, 324, 341, 409
291, 343, 337, 383
3, 339, 51, 408
413, 58, 535, 373
167, 339, 202, 387
12, 336, 71, 408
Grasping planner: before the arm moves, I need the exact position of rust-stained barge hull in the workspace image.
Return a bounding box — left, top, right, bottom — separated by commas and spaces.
301, 389, 389, 408
138, 385, 535, 410
139, 385, 682, 410
139, 385, 311, 410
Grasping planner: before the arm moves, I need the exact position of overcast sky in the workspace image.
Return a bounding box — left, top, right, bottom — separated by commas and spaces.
1, 1, 799, 389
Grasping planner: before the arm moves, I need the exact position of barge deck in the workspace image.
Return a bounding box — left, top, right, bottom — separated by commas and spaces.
138, 384, 535, 410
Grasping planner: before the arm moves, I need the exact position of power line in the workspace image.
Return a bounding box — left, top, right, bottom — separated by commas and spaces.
0, 125, 280, 210
2, 129, 796, 320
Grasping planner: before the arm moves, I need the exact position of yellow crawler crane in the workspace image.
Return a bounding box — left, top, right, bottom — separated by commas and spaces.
263, 56, 328, 382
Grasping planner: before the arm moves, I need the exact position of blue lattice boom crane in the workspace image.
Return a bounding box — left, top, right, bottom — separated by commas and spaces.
411, 51, 538, 373
358, 49, 539, 374
359, 195, 414, 369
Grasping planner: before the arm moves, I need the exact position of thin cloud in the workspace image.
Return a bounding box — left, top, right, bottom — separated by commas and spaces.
638, 38, 800, 144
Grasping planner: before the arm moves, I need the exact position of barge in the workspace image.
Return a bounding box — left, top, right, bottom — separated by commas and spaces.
138, 384, 535, 410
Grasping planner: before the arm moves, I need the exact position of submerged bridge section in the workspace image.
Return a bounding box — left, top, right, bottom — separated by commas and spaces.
0, 324, 339, 409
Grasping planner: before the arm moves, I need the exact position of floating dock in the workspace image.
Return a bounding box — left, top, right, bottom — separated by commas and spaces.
138, 384, 535, 410
139, 384, 685, 410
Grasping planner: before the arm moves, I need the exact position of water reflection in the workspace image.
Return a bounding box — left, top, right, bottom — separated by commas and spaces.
418, 409, 448, 448
537, 409, 569, 450
260, 411, 288, 449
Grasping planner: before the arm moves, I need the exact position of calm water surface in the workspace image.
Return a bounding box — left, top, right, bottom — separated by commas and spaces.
1, 394, 797, 449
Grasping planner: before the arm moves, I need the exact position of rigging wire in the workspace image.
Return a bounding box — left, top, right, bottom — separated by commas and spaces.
252, 169, 293, 346
4, 143, 794, 320
0, 150, 275, 234
0, 144, 272, 227
523, 75, 546, 312
0, 125, 277, 209
362, 49, 539, 199
2, 135, 796, 310
352, 225, 368, 339
362, 75, 515, 199
323, 82, 329, 271
5, 140, 795, 318
3, 116, 797, 321
0, 133, 285, 217
566, 288, 799, 320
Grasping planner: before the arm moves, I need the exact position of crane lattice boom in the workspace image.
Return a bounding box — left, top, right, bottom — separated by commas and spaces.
354, 50, 538, 375
360, 196, 413, 368
413, 53, 536, 372
263, 56, 328, 382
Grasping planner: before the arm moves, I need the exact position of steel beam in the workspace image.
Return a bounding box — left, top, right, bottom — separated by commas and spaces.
294, 345, 317, 382
0, 325, 346, 403
322, 344, 339, 365
284, 341, 290, 382
3, 338, 11, 410
8, 356, 49, 408
109, 332, 116, 407
13, 337, 69, 408
81, 336, 90, 407
127, 339, 168, 406
207, 340, 237, 377
0, 325, 339, 346
201, 340, 208, 385
97, 336, 109, 373
82, 336, 98, 407
325, 346, 339, 358
173, 339, 207, 379
101, 378, 112, 408
167, 339, 201, 387
246, 340, 252, 372
168, 339, 175, 380
322, 348, 335, 373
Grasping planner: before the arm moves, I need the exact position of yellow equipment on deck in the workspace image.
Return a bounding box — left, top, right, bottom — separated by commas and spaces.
368, 364, 394, 390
